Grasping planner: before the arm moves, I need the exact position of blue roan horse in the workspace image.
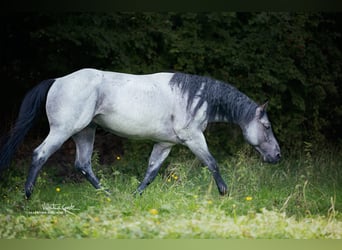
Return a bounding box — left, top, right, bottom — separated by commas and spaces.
0, 69, 281, 198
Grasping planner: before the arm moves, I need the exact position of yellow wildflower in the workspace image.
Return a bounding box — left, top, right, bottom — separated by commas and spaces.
56, 187, 61, 192
149, 208, 158, 215
171, 173, 179, 180
245, 196, 253, 201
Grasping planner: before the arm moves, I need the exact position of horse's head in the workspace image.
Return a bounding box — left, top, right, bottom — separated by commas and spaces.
242, 101, 281, 164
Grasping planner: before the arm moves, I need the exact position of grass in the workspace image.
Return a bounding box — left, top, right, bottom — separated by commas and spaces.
0, 144, 341, 239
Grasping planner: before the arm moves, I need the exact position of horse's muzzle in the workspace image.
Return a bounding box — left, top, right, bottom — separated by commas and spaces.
264, 152, 281, 164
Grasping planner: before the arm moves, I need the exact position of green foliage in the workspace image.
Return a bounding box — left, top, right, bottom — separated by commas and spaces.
1, 12, 341, 149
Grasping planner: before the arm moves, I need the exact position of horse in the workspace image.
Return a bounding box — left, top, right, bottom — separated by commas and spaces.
0, 68, 281, 199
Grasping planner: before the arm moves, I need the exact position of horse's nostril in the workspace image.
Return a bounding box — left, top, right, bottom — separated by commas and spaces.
276, 153, 281, 159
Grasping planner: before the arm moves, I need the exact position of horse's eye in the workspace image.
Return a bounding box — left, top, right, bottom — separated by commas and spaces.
263, 123, 271, 129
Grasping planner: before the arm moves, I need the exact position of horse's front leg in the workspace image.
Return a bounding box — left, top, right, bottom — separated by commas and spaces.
135, 142, 173, 195
184, 132, 228, 196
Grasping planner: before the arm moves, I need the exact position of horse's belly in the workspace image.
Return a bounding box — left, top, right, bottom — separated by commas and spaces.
93, 72, 185, 142
93, 112, 177, 142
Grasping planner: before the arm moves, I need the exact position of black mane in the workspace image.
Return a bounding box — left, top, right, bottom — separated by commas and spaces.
169, 73, 258, 125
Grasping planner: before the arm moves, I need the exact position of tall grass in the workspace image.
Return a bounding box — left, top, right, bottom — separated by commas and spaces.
0, 142, 341, 238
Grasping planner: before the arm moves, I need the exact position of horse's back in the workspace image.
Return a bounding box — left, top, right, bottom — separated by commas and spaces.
46, 68, 182, 141
47, 68, 175, 119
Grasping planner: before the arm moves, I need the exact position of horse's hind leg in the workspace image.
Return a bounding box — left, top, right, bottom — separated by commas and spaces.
25, 130, 70, 199
72, 124, 102, 191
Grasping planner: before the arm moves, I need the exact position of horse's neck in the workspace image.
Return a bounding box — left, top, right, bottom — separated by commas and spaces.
207, 90, 257, 127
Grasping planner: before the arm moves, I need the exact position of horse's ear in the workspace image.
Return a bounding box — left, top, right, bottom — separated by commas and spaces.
256, 100, 268, 118
260, 99, 269, 111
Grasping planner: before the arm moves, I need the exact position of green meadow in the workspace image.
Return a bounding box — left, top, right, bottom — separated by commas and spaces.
0, 143, 341, 239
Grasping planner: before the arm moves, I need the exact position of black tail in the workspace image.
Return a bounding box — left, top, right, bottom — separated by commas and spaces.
0, 79, 55, 171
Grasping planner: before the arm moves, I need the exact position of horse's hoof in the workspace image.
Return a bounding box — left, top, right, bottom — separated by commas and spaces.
25, 184, 33, 199
103, 189, 111, 196
25, 190, 32, 200
96, 187, 111, 196
218, 185, 229, 196
132, 189, 143, 197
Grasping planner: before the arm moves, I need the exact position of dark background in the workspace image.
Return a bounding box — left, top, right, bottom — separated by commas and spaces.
0, 12, 341, 165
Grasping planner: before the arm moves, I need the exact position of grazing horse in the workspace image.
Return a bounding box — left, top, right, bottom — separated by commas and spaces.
0, 68, 281, 198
